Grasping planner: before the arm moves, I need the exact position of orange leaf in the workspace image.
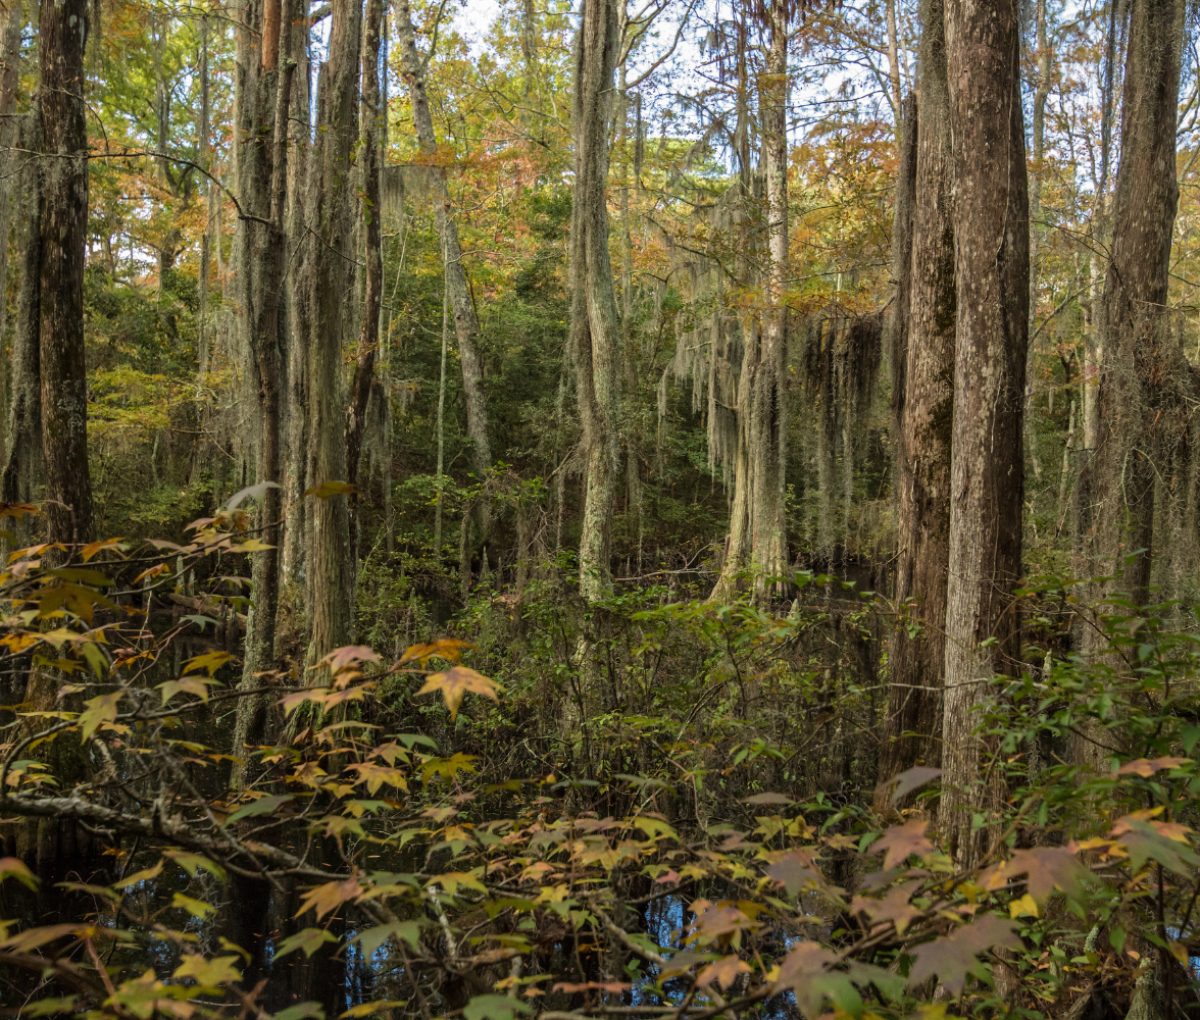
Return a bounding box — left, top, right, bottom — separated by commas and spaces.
696, 956, 751, 990
416, 666, 500, 718
873, 819, 934, 870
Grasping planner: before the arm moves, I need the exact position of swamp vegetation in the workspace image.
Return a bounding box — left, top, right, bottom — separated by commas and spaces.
3, 0, 1200, 1017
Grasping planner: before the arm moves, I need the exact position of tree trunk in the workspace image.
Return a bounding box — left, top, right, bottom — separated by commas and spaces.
0, 3, 23, 462
1075, 0, 1186, 773
877, 0, 956, 810
39, 0, 94, 547
939, 0, 1029, 868
2, 123, 42, 524
232, 0, 297, 782
346, 0, 384, 582
305, 0, 360, 665
282, 0, 313, 590
395, 0, 492, 487
570, 0, 622, 607
749, 8, 789, 597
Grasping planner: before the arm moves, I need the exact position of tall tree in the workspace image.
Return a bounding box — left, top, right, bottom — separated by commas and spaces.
396, 0, 493, 492
570, 0, 622, 606
305, 0, 361, 664
875, 0, 955, 807
231, 0, 298, 771
346, 0, 385, 568
1075, 0, 1187, 772
40, 0, 94, 546
939, 0, 1029, 866
711, 2, 794, 601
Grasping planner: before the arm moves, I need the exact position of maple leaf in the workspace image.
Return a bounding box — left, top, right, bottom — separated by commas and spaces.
1116, 756, 1190, 776
463, 994, 531, 1020
295, 877, 364, 920
0, 857, 37, 891
873, 819, 934, 869
764, 849, 821, 898
906, 915, 1021, 994
173, 954, 243, 989
227, 794, 294, 824
275, 927, 338, 960
398, 638, 474, 665
79, 691, 122, 742
416, 666, 500, 718
984, 846, 1089, 905
877, 765, 942, 806
184, 650, 234, 676
696, 955, 752, 990
316, 645, 382, 673
304, 479, 356, 500
850, 881, 923, 936
172, 893, 217, 918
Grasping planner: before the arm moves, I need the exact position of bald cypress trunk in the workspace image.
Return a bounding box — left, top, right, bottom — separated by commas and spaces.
749, 8, 789, 597
305, 0, 360, 664
282, 1, 313, 589
232, 0, 297, 782
876, 0, 955, 808
2, 118, 42, 523
396, 0, 492, 488
39, 0, 93, 547
939, 0, 1029, 868
346, 0, 384, 579
570, 0, 622, 608
1075, 0, 1186, 773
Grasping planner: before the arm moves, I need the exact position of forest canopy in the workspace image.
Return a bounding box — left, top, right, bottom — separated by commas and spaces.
0, 0, 1199, 1018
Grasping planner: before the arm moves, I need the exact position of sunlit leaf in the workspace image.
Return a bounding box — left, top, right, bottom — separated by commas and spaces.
276, 927, 338, 960
416, 666, 500, 718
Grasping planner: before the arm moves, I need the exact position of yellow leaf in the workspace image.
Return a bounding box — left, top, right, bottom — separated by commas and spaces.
183, 650, 234, 676
172, 953, 242, 989
172, 893, 217, 918
1009, 893, 1039, 919
416, 666, 500, 718
80, 691, 123, 742
296, 877, 363, 921
304, 480, 356, 500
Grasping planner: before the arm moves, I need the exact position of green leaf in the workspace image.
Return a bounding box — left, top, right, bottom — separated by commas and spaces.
172, 893, 217, 918
0, 857, 38, 891
228, 794, 294, 823
354, 921, 424, 957
276, 928, 338, 960
165, 851, 227, 882
271, 1005, 325, 1020
79, 691, 122, 743
463, 995, 532, 1020
340, 1002, 406, 1019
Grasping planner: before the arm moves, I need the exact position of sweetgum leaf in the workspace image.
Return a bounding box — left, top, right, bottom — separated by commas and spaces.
906, 914, 1021, 993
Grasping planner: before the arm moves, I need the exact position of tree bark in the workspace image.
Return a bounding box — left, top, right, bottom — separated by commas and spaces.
570, 0, 622, 607
282, 0, 313, 589
231, 0, 297, 784
39, 0, 94, 547
346, 0, 385, 575
879, 125, 946, 809
0, 3, 23, 462
2, 124, 42, 524
395, 0, 492, 487
749, 8, 790, 598
939, 0, 1029, 868
305, 0, 360, 665
877, 0, 956, 809
1075, 0, 1186, 773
